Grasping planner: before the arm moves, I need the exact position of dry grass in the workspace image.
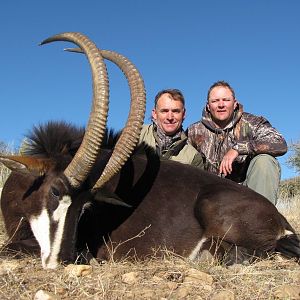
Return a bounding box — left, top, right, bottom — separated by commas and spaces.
277, 196, 300, 234
0, 197, 300, 299
0, 245, 299, 299
0, 162, 300, 299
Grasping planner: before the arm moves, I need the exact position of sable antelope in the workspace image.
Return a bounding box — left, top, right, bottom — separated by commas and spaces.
1, 33, 300, 269
0, 31, 146, 268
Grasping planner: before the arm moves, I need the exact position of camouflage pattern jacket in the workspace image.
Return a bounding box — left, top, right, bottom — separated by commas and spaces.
187, 103, 287, 182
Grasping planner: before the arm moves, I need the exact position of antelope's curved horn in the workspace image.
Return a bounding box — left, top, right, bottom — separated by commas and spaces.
40, 33, 109, 188
94, 50, 146, 189
65, 48, 146, 189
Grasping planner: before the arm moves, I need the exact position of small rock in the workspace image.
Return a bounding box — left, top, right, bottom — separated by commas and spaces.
55, 287, 66, 295
184, 268, 214, 285
167, 281, 178, 290
140, 290, 156, 298
211, 290, 235, 300
176, 286, 190, 298
64, 264, 92, 277
121, 271, 140, 285
152, 275, 164, 282
0, 261, 20, 275
34, 290, 60, 300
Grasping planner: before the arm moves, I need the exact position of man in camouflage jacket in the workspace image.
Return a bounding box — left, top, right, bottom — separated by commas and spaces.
187, 81, 287, 205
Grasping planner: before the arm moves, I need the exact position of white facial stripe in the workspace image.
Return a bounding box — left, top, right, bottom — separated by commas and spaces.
188, 237, 207, 261
46, 195, 72, 269
30, 195, 72, 269
29, 209, 51, 268
53, 195, 72, 222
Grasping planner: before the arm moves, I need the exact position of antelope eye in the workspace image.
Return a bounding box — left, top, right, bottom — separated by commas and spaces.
50, 186, 60, 198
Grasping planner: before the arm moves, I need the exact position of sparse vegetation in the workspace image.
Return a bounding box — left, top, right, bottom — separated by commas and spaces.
279, 177, 300, 199
287, 140, 300, 174
0, 141, 300, 299
0, 142, 13, 197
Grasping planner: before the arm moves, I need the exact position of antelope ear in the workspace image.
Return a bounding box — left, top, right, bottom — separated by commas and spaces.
0, 155, 53, 176
94, 188, 132, 208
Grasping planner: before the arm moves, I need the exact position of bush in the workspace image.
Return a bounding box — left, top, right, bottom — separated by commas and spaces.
279, 177, 300, 199
287, 141, 300, 175
0, 141, 14, 188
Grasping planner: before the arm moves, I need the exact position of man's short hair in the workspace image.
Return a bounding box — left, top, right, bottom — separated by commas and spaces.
154, 89, 185, 108
207, 81, 235, 101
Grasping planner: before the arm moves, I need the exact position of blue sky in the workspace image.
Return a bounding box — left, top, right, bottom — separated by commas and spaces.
0, 1, 299, 179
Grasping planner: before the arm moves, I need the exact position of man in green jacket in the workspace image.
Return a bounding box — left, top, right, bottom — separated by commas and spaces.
187, 80, 287, 205
139, 89, 203, 168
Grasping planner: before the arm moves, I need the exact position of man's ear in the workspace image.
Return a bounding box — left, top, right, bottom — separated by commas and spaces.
151, 108, 157, 121
233, 100, 238, 110
206, 103, 210, 112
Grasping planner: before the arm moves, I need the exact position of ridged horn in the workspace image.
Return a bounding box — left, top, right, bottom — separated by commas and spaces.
40, 33, 109, 188
65, 48, 146, 189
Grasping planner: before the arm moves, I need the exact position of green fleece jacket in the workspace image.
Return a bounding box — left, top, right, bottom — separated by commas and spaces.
139, 124, 203, 168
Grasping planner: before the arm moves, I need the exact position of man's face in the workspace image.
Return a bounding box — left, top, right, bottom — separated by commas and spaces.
152, 93, 185, 136
207, 86, 237, 128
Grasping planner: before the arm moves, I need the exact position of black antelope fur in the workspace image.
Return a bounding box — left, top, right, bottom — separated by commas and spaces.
1, 121, 300, 266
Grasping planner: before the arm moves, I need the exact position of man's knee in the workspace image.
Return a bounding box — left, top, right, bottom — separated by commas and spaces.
248, 154, 280, 177
245, 154, 281, 205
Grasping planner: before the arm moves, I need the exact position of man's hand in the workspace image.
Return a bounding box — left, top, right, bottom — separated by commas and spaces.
219, 148, 239, 176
